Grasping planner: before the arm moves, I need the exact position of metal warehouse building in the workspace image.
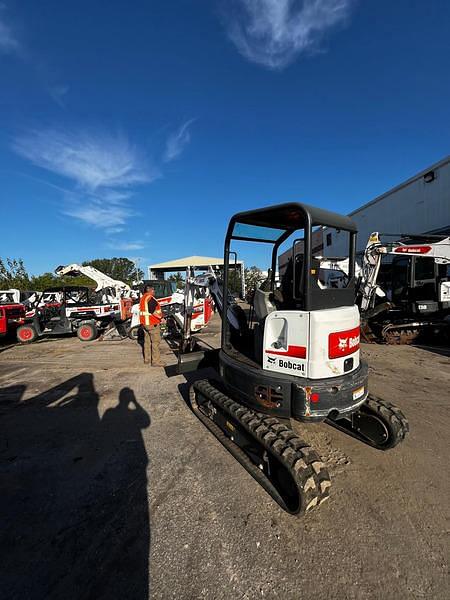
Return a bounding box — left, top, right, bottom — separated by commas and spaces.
324, 155, 450, 257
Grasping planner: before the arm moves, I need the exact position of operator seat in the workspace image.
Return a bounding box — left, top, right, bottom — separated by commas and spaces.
252, 281, 277, 365
253, 285, 276, 321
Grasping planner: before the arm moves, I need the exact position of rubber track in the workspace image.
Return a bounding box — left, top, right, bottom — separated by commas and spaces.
326, 394, 409, 450
363, 395, 409, 449
190, 379, 331, 515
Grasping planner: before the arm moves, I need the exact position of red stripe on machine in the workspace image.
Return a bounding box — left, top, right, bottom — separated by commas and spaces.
328, 326, 360, 359
266, 345, 307, 359
394, 245, 431, 254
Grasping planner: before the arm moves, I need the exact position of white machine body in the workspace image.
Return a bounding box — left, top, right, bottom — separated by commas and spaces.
263, 305, 360, 380
0, 289, 21, 304
65, 303, 121, 319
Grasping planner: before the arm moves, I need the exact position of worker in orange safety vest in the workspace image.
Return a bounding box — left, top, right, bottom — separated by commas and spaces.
139, 285, 165, 366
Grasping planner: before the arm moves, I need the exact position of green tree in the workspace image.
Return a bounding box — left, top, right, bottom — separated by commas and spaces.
244, 265, 265, 292
227, 269, 242, 295
0, 257, 31, 290
0, 256, 144, 292
83, 258, 143, 285
168, 272, 185, 288
30, 272, 94, 291
30, 272, 59, 291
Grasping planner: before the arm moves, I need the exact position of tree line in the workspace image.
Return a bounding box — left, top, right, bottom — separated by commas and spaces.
0, 257, 144, 291
1, 256, 265, 296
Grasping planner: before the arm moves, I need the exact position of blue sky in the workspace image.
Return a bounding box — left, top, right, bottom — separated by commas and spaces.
1, 0, 449, 274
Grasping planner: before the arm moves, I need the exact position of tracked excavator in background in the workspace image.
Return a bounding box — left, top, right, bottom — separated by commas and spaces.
355, 232, 450, 343
128, 271, 215, 340
321, 232, 450, 344
176, 266, 243, 352
179, 203, 409, 516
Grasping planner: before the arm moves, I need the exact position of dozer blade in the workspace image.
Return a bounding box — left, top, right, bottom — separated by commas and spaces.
178, 351, 208, 374
177, 348, 219, 374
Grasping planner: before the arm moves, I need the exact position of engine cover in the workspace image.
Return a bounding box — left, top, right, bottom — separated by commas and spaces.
262, 306, 360, 380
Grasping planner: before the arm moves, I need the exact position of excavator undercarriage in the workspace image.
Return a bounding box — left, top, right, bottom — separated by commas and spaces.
189, 377, 408, 514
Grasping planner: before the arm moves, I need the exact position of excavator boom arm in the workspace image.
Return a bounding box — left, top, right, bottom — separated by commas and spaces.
55, 264, 131, 293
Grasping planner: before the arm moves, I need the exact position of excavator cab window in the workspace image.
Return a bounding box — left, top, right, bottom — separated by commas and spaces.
278, 252, 310, 310
414, 257, 436, 283
391, 257, 410, 305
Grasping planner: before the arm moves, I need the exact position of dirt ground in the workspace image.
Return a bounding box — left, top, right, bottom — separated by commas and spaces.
0, 325, 449, 600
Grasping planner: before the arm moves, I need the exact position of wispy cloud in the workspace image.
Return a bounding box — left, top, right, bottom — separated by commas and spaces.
106, 226, 125, 235
48, 84, 69, 107
64, 203, 136, 229
12, 128, 154, 190
164, 118, 196, 162
108, 241, 145, 251
0, 5, 20, 54
0, 5, 68, 104
223, 0, 354, 70
12, 127, 157, 229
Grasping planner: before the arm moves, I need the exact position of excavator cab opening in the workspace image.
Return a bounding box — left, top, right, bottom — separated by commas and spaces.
222, 203, 357, 367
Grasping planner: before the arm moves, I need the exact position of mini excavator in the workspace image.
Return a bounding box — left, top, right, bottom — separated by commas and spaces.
180, 203, 409, 515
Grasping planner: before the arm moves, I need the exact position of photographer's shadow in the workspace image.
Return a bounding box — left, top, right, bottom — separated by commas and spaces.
0, 375, 151, 600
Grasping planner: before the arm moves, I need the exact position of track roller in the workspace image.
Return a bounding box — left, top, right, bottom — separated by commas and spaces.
326, 395, 409, 450
189, 379, 331, 515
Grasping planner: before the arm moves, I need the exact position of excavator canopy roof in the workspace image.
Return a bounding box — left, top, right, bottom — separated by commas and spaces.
228, 202, 357, 243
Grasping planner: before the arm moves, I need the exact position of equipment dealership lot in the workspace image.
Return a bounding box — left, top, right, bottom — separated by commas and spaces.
1, 331, 449, 599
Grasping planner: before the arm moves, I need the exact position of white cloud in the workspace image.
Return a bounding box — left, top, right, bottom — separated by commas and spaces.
106, 226, 125, 235
224, 0, 354, 69
164, 118, 195, 162
12, 128, 155, 190
12, 127, 159, 230
108, 241, 145, 251
63, 202, 135, 229
0, 7, 19, 54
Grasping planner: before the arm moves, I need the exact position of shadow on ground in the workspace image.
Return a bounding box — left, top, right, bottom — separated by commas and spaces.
414, 344, 450, 358
0, 373, 151, 600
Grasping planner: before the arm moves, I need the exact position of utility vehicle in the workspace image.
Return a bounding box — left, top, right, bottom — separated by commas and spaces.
16, 286, 124, 343
0, 291, 25, 338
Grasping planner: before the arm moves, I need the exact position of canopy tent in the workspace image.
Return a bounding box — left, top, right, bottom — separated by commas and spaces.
148, 255, 243, 279
148, 256, 245, 297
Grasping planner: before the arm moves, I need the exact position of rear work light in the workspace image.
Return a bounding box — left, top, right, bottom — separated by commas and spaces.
328, 326, 360, 359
